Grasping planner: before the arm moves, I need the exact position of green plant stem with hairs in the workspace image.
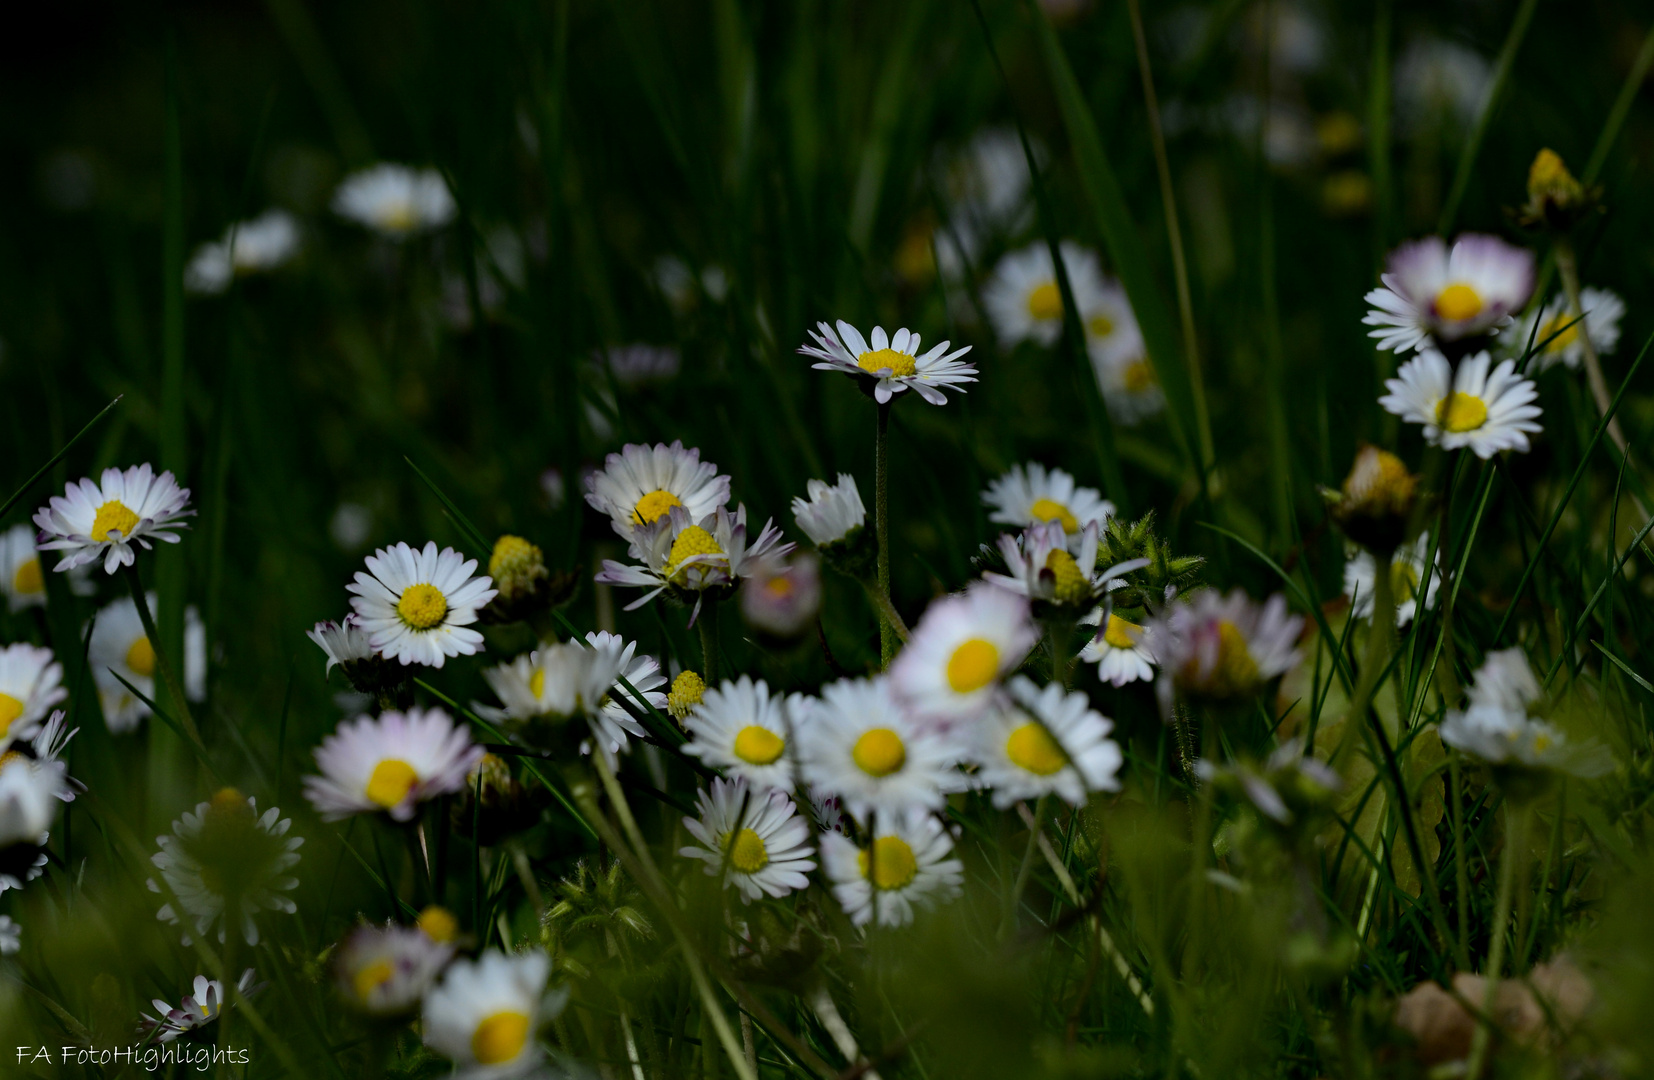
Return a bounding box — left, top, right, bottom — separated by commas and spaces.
1467, 799, 1528, 1079
699, 603, 721, 682
121, 560, 201, 745
1001, 794, 1048, 940
874, 399, 898, 666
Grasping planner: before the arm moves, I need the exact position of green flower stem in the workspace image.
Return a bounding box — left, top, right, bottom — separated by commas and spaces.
1467, 799, 1528, 1079
860, 580, 910, 642
698, 603, 721, 682
1000, 794, 1049, 940
874, 400, 897, 666
1452, 756, 1471, 966
121, 560, 201, 745
1555, 237, 1633, 458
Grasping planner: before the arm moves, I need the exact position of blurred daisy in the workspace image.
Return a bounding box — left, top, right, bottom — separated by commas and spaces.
0, 915, 17, 955
1079, 608, 1155, 686
985, 520, 1145, 610
149, 789, 303, 946
141, 970, 259, 1042
348, 541, 497, 668
1148, 590, 1303, 702
682, 676, 800, 791
1343, 532, 1441, 626
1466, 647, 1542, 715
33, 463, 193, 574
599, 343, 681, 388
335, 923, 455, 1017
739, 554, 821, 639
332, 164, 455, 237
800, 677, 955, 820
679, 777, 815, 903
798, 321, 977, 405
820, 811, 963, 928
792, 474, 867, 548
0, 525, 46, 611
88, 594, 206, 732
307, 615, 376, 677
973, 676, 1122, 807
0, 644, 65, 751
1082, 277, 1142, 369
583, 441, 730, 541
1363, 235, 1535, 353
1503, 288, 1624, 371
184, 209, 301, 295
1196, 738, 1341, 826
1091, 336, 1166, 426
1441, 654, 1610, 779
982, 462, 1114, 540
423, 950, 559, 1077
0, 751, 69, 849
480, 633, 663, 756
595, 504, 793, 622
936, 128, 1034, 268
304, 708, 484, 822
1379, 349, 1542, 458
982, 241, 1105, 348
889, 583, 1037, 727
1395, 38, 1491, 133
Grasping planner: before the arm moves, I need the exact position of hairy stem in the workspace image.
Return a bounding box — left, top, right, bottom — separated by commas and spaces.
121, 560, 201, 744
1467, 800, 1526, 1078
874, 400, 896, 665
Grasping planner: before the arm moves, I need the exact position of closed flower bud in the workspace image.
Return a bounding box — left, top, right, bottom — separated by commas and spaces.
1518, 148, 1598, 230
1324, 446, 1419, 552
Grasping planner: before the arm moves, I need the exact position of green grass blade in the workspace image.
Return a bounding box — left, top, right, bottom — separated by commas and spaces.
1592, 640, 1654, 695
1584, 21, 1654, 183
1437, 0, 1541, 235
404, 455, 493, 558
0, 395, 122, 521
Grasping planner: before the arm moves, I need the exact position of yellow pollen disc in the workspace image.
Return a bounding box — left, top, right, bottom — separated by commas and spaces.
852, 728, 907, 778
489, 534, 539, 578
125, 636, 157, 678
666, 525, 724, 582
210, 787, 250, 815
1087, 313, 1115, 339
0, 694, 23, 737
1006, 721, 1068, 776
1028, 497, 1079, 534
0, 750, 22, 774
668, 670, 707, 720
528, 668, 546, 699
727, 828, 769, 873
1044, 549, 1089, 604
733, 725, 785, 765
1436, 392, 1488, 434
1539, 312, 1581, 353
764, 576, 795, 597
1026, 281, 1063, 321
946, 638, 1001, 694
365, 758, 420, 809
91, 500, 140, 541
12, 557, 43, 596
633, 489, 684, 525
471, 1010, 531, 1066
1532, 733, 1552, 753
418, 905, 459, 943
1102, 614, 1141, 651
858, 836, 918, 891
397, 583, 448, 629
353, 959, 395, 1002
379, 202, 417, 233
1434, 282, 1483, 322
1122, 360, 1155, 393
856, 348, 918, 378
1210, 620, 1260, 695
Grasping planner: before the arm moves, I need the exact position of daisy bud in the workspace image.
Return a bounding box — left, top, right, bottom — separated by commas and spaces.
481, 534, 565, 623
450, 753, 539, 846
1324, 446, 1419, 553
1520, 148, 1597, 229
417, 905, 460, 944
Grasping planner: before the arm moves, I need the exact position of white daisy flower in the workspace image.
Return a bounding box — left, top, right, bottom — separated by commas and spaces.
682, 676, 801, 791
792, 474, 867, 548
1378, 349, 1542, 458
1440, 652, 1610, 778
594, 504, 793, 622
304, 708, 484, 823
1090, 334, 1166, 426
583, 440, 731, 543
799, 677, 956, 820
0, 914, 18, 955
820, 810, 964, 928
332, 164, 455, 237
589, 631, 667, 756
1343, 532, 1442, 627
0, 644, 66, 752
935, 128, 1035, 274
1147, 590, 1303, 701
1363, 234, 1535, 353
1395, 37, 1492, 132
479, 633, 662, 756
0, 752, 69, 849
797, 321, 977, 405
1502, 287, 1625, 371
348, 541, 497, 668
184, 209, 301, 295
739, 554, 822, 639
33, 463, 193, 574
982, 462, 1114, 540
888, 582, 1037, 727
1079, 608, 1156, 687
423, 949, 559, 1078
87, 594, 206, 733
0, 525, 47, 612
148, 789, 302, 946
982, 240, 1106, 348
1465, 647, 1543, 715
1081, 276, 1143, 369
141, 970, 259, 1042
307, 615, 376, 676
678, 777, 816, 903
984, 520, 1145, 609
973, 676, 1122, 808
335, 923, 456, 1017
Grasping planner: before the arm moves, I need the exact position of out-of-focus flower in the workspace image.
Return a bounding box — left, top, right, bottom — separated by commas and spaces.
800, 677, 956, 820
890, 583, 1037, 727
479, 632, 664, 758
1503, 288, 1623, 371
584, 441, 731, 544
683, 676, 800, 792
982, 463, 1115, 543
347, 542, 497, 668
1364, 235, 1535, 353
1148, 590, 1303, 702
1380, 350, 1542, 458
820, 810, 963, 928
334, 923, 455, 1017
1395, 38, 1491, 134
0, 645, 65, 752
1440, 649, 1611, 781
0, 525, 47, 612
931, 128, 1036, 278
599, 344, 681, 388
679, 777, 815, 903
798, 321, 976, 405
184, 210, 301, 295
983, 241, 1107, 348
1343, 532, 1441, 626
329, 502, 373, 551
793, 474, 867, 549
595, 504, 793, 624
1517, 148, 1598, 230
1196, 738, 1340, 827
1324, 446, 1420, 553
1091, 334, 1166, 426
972, 676, 1122, 807
34, 464, 193, 575
740, 554, 821, 639
0, 914, 17, 955
0, 750, 70, 850
149, 789, 302, 946
88, 595, 206, 732
140, 970, 259, 1042
1079, 608, 1156, 687
422, 950, 560, 1076
304, 708, 484, 822
332, 164, 455, 237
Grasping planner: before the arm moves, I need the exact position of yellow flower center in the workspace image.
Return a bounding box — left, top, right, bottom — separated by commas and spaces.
1026, 281, 1063, 321
91, 500, 140, 541
1087, 312, 1115, 339
1006, 721, 1068, 776
858, 836, 918, 891
528, 667, 547, 699
668, 670, 706, 720
125, 636, 157, 678
727, 827, 768, 873
0, 694, 23, 737
1539, 311, 1581, 353
1434, 282, 1483, 322
1435, 392, 1488, 434
352, 959, 395, 1002
1029, 497, 1079, 533
379, 201, 418, 233
946, 638, 1000, 694
211, 786, 249, 813
471, 1010, 531, 1066
418, 905, 459, 943
1532, 732, 1553, 753
1044, 549, 1089, 604
764, 576, 795, 597
11, 557, 43, 596
397, 583, 448, 629
489, 534, 540, 579
1102, 614, 1141, 650
633, 489, 683, 525
365, 758, 419, 809
851, 728, 907, 777
1206, 620, 1259, 696
1122, 360, 1155, 393
857, 348, 918, 378
732, 725, 785, 765
666, 525, 725, 583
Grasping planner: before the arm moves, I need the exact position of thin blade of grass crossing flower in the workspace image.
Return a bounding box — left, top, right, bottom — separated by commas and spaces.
0, 395, 122, 522
105, 669, 222, 783
1546, 508, 1654, 687
403, 455, 492, 558
1436, 0, 1541, 236
1592, 640, 1654, 696
551, 608, 693, 752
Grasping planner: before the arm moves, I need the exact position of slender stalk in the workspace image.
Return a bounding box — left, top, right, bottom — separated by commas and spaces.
861, 580, 910, 642
1451, 757, 1471, 966
874, 400, 897, 665
1467, 800, 1526, 1078
1554, 237, 1631, 455
120, 561, 201, 744
698, 603, 721, 682
1000, 795, 1049, 939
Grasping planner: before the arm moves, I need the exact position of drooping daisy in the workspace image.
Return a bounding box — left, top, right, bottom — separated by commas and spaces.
1363, 234, 1535, 353
1465, 647, 1543, 715
792, 474, 867, 548
307, 615, 376, 677
0, 644, 65, 752
820, 811, 964, 928
332, 164, 456, 237
973, 676, 1123, 808
1343, 532, 1441, 626
0, 915, 17, 955
682, 676, 801, 791
149, 789, 303, 946
140, 970, 260, 1042
1147, 590, 1303, 702
594, 504, 793, 623
984, 520, 1145, 610
423, 950, 559, 1077
800, 677, 956, 820
184, 209, 301, 295
982, 240, 1106, 348
335, 923, 456, 1017
1078, 608, 1156, 686
982, 462, 1114, 540
583, 441, 731, 543
1503, 287, 1624, 371
33, 463, 193, 574
479, 633, 661, 756
1379, 349, 1542, 458
1090, 334, 1166, 426
797, 321, 977, 405
888, 582, 1037, 727
87, 594, 206, 733
348, 541, 497, 668
679, 777, 816, 903
739, 554, 822, 639
589, 631, 667, 756
305, 708, 484, 823
0, 525, 46, 612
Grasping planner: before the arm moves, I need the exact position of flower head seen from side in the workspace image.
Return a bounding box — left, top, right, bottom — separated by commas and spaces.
1148, 590, 1304, 703
184, 209, 301, 295
0, 644, 66, 752
304, 708, 484, 822
1344, 532, 1441, 627
479, 633, 661, 757
583, 441, 731, 545
1441, 650, 1611, 781
140, 970, 259, 1042
792, 474, 867, 549
973, 676, 1123, 808
423, 949, 559, 1077
984, 520, 1147, 611
348, 541, 497, 668
334, 923, 456, 1017
1079, 607, 1156, 687
88, 594, 207, 733
889, 582, 1037, 727
797, 321, 976, 405
820, 811, 964, 928
148, 789, 302, 946
0, 751, 70, 850
982, 240, 1106, 348
982, 462, 1114, 543
0, 525, 47, 612
800, 677, 956, 820
586, 631, 666, 757
1363, 234, 1535, 353
1466, 647, 1542, 715
1502, 287, 1624, 372
306, 615, 407, 699
679, 777, 815, 903
594, 504, 793, 623
1324, 445, 1420, 553
33, 464, 193, 574
1379, 349, 1541, 458
739, 554, 822, 640
683, 676, 800, 791
332, 164, 455, 238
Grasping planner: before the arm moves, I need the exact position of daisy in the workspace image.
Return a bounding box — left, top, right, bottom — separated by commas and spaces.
0, 525, 46, 611
0, 752, 68, 849
304, 708, 484, 822
982, 462, 1114, 540
33, 463, 193, 574
332, 164, 455, 237
1379, 349, 1542, 458
1440, 653, 1610, 779
1079, 608, 1156, 686
682, 676, 801, 791
1363, 234, 1535, 353
423, 950, 558, 1077
88, 594, 206, 732
1082, 276, 1143, 369
583, 440, 731, 542
1195, 738, 1341, 826
599, 343, 682, 388
479, 633, 662, 756
820, 811, 964, 928
678, 777, 816, 903
0, 915, 17, 955
594, 504, 793, 622
984, 520, 1146, 610
739, 555, 821, 639
888, 582, 1037, 727
792, 474, 867, 548
1343, 532, 1441, 626
348, 541, 497, 668
982, 240, 1106, 348
0, 644, 66, 751
1090, 334, 1166, 426
149, 789, 302, 946
1503, 287, 1624, 371
1465, 647, 1542, 715
307, 615, 376, 677
797, 321, 977, 405
141, 970, 259, 1042
1326, 445, 1420, 552
335, 923, 456, 1017
589, 631, 667, 756
799, 677, 956, 820
973, 676, 1122, 808
1148, 590, 1303, 701
184, 209, 301, 295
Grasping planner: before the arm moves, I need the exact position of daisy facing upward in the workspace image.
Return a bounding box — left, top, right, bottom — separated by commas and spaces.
348, 541, 497, 668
